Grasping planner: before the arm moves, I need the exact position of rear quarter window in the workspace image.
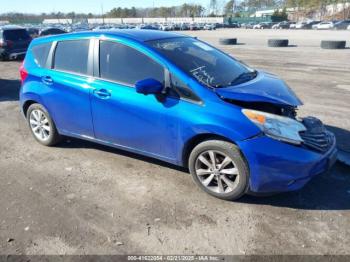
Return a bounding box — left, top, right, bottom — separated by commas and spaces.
31, 43, 52, 68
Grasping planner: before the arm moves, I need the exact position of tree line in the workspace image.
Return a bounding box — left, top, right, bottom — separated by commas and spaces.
1, 0, 349, 23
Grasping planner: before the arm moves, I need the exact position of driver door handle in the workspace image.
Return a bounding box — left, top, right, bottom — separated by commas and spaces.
41, 76, 53, 85
93, 89, 111, 99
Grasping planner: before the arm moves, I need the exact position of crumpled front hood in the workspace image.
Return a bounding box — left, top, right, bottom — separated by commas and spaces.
215, 71, 303, 107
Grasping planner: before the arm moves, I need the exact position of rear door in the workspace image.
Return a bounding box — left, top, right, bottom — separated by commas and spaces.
41, 39, 94, 137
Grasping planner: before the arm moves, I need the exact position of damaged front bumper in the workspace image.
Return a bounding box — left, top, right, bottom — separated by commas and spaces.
237, 127, 337, 194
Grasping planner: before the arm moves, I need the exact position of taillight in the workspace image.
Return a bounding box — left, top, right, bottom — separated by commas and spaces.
19, 61, 28, 85
0, 40, 13, 48
0, 39, 6, 47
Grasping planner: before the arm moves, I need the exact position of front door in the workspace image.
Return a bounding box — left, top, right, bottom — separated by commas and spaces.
90, 40, 179, 161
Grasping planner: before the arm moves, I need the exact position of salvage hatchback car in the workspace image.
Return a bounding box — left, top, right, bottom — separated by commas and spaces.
19, 30, 337, 200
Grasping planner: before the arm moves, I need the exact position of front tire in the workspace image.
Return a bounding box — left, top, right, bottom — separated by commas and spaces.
188, 140, 249, 201
26, 103, 62, 146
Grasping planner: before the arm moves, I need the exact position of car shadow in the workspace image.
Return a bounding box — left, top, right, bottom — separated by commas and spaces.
59, 137, 188, 173
0, 78, 21, 102
326, 125, 350, 153
59, 125, 350, 211
239, 162, 350, 210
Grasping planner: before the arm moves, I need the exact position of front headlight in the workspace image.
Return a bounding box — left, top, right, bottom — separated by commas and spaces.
242, 109, 306, 145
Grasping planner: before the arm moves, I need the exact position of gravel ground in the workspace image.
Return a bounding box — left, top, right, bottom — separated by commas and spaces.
0, 29, 349, 255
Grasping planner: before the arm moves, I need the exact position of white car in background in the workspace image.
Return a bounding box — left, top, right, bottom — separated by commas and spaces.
347, 24, 350, 30
315, 22, 334, 30
289, 23, 296, 29
312, 23, 321, 29
160, 24, 173, 31
295, 22, 307, 29
203, 24, 216, 30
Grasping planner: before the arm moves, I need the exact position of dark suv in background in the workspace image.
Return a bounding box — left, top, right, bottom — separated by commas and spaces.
0, 26, 32, 60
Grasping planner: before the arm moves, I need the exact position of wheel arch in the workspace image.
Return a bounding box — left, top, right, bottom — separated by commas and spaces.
181, 133, 235, 168
22, 99, 39, 117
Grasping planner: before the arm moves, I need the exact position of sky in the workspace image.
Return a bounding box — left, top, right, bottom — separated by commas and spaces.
1, 0, 218, 14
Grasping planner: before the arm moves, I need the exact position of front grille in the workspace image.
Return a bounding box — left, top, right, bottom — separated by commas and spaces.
299, 117, 334, 153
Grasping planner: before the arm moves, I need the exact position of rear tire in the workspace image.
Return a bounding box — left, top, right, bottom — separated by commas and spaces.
26, 103, 62, 146
188, 140, 249, 201
219, 38, 237, 45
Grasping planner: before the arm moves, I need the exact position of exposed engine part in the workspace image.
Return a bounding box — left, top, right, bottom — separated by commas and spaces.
224, 99, 297, 118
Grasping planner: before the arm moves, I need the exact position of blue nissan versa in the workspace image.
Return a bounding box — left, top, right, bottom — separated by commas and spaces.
19, 30, 337, 200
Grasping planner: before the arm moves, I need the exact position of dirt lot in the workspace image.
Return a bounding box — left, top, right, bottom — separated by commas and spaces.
0, 29, 350, 255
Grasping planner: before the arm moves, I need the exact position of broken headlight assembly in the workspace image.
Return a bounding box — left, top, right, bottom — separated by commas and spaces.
242, 109, 306, 145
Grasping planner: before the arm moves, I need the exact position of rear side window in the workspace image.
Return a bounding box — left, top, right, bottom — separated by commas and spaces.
32, 43, 51, 68
99, 40, 164, 86
54, 40, 90, 75
3, 29, 31, 41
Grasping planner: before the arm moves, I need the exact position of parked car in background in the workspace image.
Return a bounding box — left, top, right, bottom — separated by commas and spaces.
314, 21, 334, 30
289, 22, 296, 29
93, 25, 113, 31
225, 23, 240, 28
20, 30, 337, 201
303, 21, 321, 29
40, 28, 66, 36
334, 20, 350, 30
241, 22, 257, 29
272, 21, 291, 29
253, 22, 273, 29
179, 23, 190, 30
159, 24, 173, 31
0, 25, 31, 60
295, 22, 307, 29
204, 24, 216, 30
189, 23, 200, 30
27, 27, 39, 38
348, 24, 350, 30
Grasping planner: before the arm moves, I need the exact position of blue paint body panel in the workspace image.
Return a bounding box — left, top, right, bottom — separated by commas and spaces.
215, 71, 303, 106
19, 30, 336, 194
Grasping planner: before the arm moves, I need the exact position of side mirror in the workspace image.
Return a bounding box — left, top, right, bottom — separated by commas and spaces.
135, 78, 163, 95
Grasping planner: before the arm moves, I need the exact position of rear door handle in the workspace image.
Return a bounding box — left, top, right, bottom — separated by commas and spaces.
41, 76, 53, 85
93, 89, 111, 99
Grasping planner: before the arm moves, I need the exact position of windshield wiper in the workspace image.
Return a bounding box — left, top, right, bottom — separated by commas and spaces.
226, 70, 258, 87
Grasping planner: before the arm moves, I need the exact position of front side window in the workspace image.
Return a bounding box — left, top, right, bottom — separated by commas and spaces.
147, 37, 256, 88
99, 40, 164, 86
171, 74, 201, 103
54, 40, 90, 75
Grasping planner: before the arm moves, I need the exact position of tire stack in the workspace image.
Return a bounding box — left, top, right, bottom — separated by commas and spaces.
219, 38, 237, 45
320, 40, 346, 49
268, 39, 289, 47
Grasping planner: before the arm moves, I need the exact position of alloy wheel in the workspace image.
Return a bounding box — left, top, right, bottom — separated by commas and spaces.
29, 109, 51, 141
195, 150, 240, 194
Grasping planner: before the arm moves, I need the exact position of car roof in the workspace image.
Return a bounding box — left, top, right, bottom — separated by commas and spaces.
0, 25, 26, 31
40, 29, 187, 43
